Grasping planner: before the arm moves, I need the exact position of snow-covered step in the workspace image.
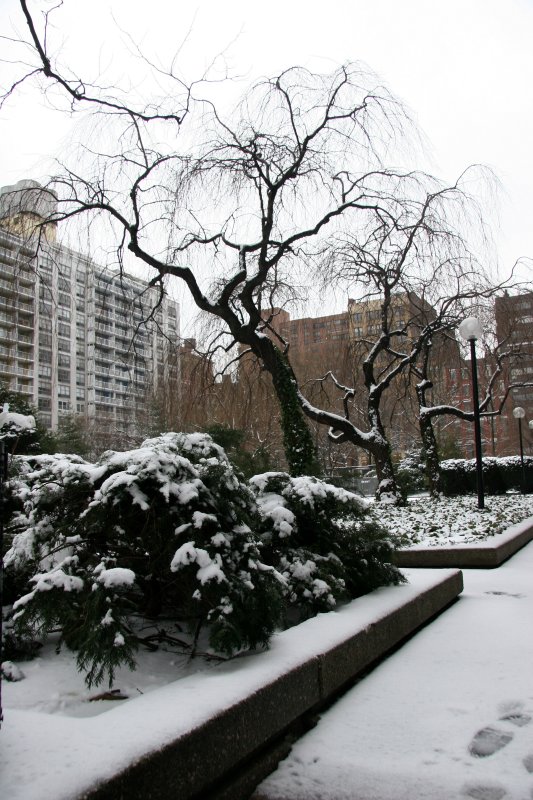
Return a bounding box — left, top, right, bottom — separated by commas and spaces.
0, 569, 462, 800
394, 519, 533, 568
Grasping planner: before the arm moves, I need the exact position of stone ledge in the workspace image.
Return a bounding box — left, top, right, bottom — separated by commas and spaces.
393, 519, 533, 568
81, 570, 463, 800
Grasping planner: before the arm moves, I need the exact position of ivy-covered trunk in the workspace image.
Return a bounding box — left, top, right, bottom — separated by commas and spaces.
367, 399, 404, 505
371, 438, 404, 505
419, 413, 443, 497
416, 378, 443, 498
255, 339, 321, 477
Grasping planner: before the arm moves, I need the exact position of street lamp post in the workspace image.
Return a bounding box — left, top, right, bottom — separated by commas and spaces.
529, 419, 533, 455
513, 407, 526, 493
459, 316, 485, 510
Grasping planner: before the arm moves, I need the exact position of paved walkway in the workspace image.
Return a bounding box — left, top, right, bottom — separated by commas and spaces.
253, 541, 533, 800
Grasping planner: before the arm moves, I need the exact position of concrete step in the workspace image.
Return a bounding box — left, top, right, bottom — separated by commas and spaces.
81, 569, 463, 800
394, 519, 533, 568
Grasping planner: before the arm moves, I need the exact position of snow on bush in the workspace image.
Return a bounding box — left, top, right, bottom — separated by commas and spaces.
440, 456, 533, 495
4, 433, 284, 686
250, 472, 404, 618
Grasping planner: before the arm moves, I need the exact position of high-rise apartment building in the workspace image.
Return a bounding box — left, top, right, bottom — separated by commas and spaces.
494, 291, 533, 455
0, 180, 180, 441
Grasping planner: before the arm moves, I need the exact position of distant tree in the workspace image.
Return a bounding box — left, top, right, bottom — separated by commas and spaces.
55, 414, 91, 458
0, 384, 57, 455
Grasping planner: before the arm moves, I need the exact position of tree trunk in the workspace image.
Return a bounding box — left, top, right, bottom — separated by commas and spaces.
371, 438, 405, 504
416, 378, 443, 498
419, 413, 443, 497
254, 339, 321, 477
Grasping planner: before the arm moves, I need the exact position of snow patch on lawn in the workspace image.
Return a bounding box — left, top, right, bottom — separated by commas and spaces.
376, 494, 533, 547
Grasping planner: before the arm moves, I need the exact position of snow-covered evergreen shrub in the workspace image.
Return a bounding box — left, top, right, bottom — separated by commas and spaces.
249, 472, 404, 619
396, 451, 427, 495
4, 433, 284, 686
440, 457, 533, 495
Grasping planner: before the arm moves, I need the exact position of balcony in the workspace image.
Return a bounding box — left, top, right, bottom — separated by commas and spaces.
95, 322, 113, 333
0, 361, 16, 375
17, 316, 34, 331
13, 384, 33, 396
17, 300, 35, 314
17, 283, 35, 299
18, 333, 33, 346
0, 277, 16, 293
0, 248, 16, 268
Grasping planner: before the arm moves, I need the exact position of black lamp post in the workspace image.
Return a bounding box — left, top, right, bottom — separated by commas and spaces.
529, 419, 533, 455
459, 316, 485, 510
513, 406, 526, 493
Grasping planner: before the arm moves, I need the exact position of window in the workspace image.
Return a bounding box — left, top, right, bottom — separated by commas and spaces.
57, 339, 70, 352
39, 365, 52, 378
58, 323, 71, 337
58, 292, 71, 307
76, 387, 85, 399
58, 369, 70, 383
40, 349, 52, 364
39, 398, 51, 411
58, 384, 70, 397
39, 333, 52, 347
58, 400, 71, 411
58, 307, 71, 321
58, 353, 70, 366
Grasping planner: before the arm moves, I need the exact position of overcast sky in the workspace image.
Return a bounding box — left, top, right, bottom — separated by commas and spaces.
0, 0, 532, 324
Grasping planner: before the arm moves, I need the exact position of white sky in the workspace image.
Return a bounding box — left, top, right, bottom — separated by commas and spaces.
0, 0, 532, 329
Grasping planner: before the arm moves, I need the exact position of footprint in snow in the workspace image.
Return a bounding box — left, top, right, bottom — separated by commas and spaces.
468, 702, 532, 758
523, 753, 533, 773
462, 785, 507, 800
468, 727, 514, 758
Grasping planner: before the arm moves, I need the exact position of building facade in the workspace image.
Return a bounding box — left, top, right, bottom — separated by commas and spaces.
0, 180, 180, 443
495, 291, 533, 455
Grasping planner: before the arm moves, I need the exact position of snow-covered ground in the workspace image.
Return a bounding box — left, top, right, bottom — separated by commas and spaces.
254, 539, 533, 800
0, 568, 457, 800
376, 494, 533, 547
1, 504, 532, 800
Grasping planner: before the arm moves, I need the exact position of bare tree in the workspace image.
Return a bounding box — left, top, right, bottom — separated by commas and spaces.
1, 1, 420, 481
5, 1, 527, 503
